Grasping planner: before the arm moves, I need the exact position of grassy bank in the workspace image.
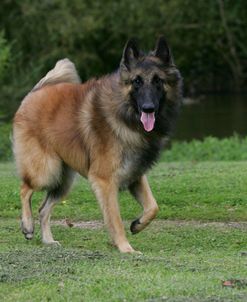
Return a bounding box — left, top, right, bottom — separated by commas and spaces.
0, 162, 246, 301
161, 135, 247, 162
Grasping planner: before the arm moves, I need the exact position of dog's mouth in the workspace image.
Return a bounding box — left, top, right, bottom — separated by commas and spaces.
140, 111, 155, 132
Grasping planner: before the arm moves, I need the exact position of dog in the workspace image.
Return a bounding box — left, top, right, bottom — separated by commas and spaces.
13, 37, 182, 253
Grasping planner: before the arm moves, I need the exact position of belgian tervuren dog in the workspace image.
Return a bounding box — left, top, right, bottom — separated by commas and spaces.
13, 37, 182, 253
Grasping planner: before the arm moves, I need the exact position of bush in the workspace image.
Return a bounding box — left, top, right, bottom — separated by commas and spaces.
0, 123, 12, 161
162, 135, 247, 162
0, 31, 10, 81
0, 0, 247, 117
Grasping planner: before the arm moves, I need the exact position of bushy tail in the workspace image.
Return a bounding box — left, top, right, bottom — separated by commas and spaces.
32, 58, 81, 91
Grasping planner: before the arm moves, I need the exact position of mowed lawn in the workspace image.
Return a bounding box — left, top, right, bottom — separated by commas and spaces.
0, 161, 247, 301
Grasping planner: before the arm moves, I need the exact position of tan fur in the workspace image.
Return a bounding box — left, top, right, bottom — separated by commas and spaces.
32, 58, 81, 91
13, 49, 181, 253
20, 183, 34, 239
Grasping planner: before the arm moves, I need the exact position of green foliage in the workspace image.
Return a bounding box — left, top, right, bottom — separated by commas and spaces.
0, 31, 10, 81
0, 123, 12, 162
0, 0, 247, 116
162, 135, 247, 162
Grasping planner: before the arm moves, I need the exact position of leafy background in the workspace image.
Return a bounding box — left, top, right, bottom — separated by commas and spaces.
0, 0, 246, 119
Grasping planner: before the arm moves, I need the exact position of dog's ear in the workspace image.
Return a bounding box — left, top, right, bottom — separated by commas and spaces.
121, 38, 140, 68
154, 36, 172, 65
120, 38, 140, 77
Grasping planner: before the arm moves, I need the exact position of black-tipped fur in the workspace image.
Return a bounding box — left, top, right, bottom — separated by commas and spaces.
130, 218, 141, 234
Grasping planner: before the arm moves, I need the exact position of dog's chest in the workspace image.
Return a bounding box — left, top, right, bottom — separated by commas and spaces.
118, 142, 161, 189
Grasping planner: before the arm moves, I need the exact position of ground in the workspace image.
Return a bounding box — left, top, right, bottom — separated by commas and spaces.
0, 162, 246, 301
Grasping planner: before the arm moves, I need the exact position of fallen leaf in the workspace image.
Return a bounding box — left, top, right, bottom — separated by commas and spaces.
222, 279, 247, 289
222, 280, 234, 288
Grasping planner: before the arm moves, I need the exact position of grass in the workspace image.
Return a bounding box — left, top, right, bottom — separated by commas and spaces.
1, 162, 247, 221
0, 161, 247, 301
0, 219, 247, 302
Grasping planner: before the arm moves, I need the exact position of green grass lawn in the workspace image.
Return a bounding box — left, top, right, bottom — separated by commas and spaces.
0, 162, 247, 301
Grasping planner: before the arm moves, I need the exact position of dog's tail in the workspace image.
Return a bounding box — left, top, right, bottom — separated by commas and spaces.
32, 58, 81, 92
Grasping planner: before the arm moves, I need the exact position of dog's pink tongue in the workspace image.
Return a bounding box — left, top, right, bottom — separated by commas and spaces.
140, 112, 155, 132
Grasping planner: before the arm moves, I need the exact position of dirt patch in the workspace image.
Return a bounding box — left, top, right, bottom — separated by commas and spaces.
51, 219, 104, 229
50, 219, 247, 230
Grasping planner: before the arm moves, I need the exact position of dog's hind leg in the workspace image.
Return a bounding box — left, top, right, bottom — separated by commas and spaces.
39, 166, 75, 245
20, 182, 34, 239
129, 175, 159, 234
39, 191, 61, 245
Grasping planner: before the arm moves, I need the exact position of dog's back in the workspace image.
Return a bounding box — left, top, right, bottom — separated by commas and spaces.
13, 59, 84, 190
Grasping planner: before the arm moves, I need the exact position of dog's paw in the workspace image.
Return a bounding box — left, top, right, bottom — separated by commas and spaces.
118, 242, 137, 253
24, 232, 34, 240
130, 218, 141, 234
42, 240, 61, 246
21, 220, 34, 240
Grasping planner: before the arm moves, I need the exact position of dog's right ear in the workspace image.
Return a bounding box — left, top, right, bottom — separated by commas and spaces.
121, 38, 140, 69
153, 36, 172, 65
120, 38, 139, 80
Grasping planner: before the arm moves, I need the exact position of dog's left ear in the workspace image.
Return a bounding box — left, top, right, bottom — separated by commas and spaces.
154, 36, 172, 65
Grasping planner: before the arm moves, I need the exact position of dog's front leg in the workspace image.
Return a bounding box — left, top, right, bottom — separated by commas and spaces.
89, 174, 136, 253
129, 175, 159, 234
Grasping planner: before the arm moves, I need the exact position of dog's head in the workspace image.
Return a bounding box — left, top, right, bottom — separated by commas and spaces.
119, 37, 182, 132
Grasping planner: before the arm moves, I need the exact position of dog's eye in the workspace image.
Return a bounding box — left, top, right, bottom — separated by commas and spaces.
152, 75, 164, 86
132, 76, 143, 88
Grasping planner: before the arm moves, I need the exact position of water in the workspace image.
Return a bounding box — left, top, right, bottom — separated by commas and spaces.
174, 95, 247, 141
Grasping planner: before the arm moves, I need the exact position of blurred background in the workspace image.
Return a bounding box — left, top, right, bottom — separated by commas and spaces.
0, 0, 247, 145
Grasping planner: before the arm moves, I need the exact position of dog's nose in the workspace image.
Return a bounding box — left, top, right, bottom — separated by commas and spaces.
142, 103, 155, 113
